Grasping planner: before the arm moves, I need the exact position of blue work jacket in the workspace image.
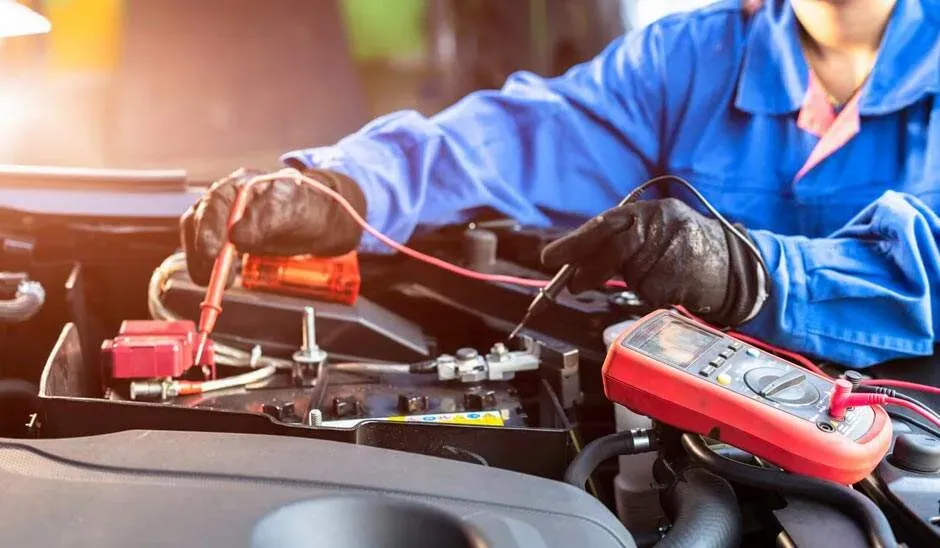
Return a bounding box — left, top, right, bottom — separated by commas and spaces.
284, 0, 940, 368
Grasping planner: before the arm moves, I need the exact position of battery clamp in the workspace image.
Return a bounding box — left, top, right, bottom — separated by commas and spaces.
603, 309, 892, 484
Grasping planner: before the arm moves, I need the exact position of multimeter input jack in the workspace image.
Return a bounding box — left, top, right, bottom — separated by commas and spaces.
828, 379, 888, 421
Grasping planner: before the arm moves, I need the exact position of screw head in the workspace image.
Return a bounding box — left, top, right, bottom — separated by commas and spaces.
456, 347, 479, 361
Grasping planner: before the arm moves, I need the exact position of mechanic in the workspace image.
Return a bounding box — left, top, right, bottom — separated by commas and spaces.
181, 0, 940, 369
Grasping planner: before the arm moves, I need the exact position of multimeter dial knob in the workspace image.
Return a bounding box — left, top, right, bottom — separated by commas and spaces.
744, 367, 820, 406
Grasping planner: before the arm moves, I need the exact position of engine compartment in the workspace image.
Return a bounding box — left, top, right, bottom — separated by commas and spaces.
1, 207, 939, 547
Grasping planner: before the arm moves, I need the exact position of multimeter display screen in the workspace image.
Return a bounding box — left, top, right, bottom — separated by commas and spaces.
636, 319, 719, 367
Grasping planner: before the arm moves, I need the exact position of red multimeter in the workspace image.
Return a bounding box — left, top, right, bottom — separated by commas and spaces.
603, 309, 892, 484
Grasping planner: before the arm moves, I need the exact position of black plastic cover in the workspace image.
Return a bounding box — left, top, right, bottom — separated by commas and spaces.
161, 273, 431, 363
0, 430, 635, 547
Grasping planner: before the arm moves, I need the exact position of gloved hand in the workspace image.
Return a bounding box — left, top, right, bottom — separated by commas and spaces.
180, 167, 366, 286
541, 198, 765, 326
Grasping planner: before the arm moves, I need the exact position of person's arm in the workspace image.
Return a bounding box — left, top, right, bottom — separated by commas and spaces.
282, 30, 667, 252
539, 188, 939, 369
739, 191, 940, 368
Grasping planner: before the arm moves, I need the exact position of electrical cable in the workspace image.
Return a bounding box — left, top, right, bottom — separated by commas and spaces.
330, 362, 412, 375
242, 169, 574, 289
892, 392, 940, 419
182, 365, 277, 394
439, 445, 490, 466
505, 173, 769, 338
885, 397, 940, 430
827, 381, 940, 428
540, 378, 599, 498
857, 385, 940, 422
860, 379, 940, 396
887, 410, 940, 439
890, 392, 940, 422
241, 169, 769, 293
680, 434, 897, 548
607, 175, 772, 305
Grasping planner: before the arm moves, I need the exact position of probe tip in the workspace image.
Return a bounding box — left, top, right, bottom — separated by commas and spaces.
507, 315, 529, 342
194, 333, 209, 366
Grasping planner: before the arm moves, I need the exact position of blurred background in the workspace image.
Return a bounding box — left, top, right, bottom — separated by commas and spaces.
0, 0, 715, 180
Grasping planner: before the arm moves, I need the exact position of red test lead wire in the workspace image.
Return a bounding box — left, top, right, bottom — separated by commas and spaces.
829, 379, 940, 429
255, 168, 628, 290
193, 168, 623, 363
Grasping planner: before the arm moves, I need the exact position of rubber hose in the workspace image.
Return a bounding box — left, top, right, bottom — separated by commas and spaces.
563, 429, 654, 489
680, 434, 897, 548
655, 467, 743, 548
0, 280, 45, 323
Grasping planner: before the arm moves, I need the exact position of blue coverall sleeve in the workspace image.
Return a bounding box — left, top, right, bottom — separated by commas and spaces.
741, 191, 940, 368
282, 31, 666, 252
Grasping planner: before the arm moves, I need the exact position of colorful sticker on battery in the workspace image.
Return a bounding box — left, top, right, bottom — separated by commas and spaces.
322, 409, 509, 429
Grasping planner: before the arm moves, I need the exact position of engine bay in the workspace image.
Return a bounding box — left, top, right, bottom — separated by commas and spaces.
1, 203, 939, 548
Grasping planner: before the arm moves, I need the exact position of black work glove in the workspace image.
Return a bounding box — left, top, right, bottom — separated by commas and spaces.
180, 167, 366, 286
541, 198, 765, 326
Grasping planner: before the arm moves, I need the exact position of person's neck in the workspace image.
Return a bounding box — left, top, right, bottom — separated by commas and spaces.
792, 0, 896, 56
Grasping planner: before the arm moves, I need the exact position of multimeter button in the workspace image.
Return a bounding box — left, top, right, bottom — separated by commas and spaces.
745, 348, 760, 358
728, 341, 742, 350
709, 357, 726, 367
719, 349, 734, 359
716, 373, 732, 386
699, 365, 716, 377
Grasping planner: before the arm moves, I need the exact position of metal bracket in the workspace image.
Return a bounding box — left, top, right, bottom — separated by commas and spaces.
436, 340, 540, 383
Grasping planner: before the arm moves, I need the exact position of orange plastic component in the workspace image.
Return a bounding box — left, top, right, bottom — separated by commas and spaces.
241, 251, 361, 305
